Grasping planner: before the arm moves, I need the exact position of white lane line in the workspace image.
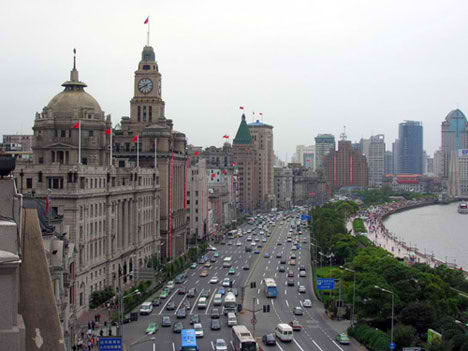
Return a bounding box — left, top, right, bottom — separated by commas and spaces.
195, 280, 199, 285
293, 339, 306, 351
172, 342, 175, 351
230, 341, 235, 350
205, 289, 217, 314
211, 341, 215, 350
285, 300, 289, 308
332, 340, 345, 351
159, 289, 179, 315
257, 289, 260, 295
312, 340, 325, 351
175, 294, 187, 314
191, 272, 195, 277
257, 298, 260, 305
190, 290, 203, 314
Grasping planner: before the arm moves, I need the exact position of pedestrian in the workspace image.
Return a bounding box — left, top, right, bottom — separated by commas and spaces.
91, 321, 95, 330
87, 339, 92, 351
87, 322, 91, 330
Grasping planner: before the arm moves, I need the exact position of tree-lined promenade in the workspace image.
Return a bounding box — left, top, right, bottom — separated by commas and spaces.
310, 200, 468, 351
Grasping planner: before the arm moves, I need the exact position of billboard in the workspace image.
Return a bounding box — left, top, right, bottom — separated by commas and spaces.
427, 328, 442, 344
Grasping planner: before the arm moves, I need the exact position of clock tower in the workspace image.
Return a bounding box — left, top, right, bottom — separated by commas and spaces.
130, 45, 165, 125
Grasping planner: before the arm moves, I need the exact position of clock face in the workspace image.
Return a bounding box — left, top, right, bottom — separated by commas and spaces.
138, 78, 153, 94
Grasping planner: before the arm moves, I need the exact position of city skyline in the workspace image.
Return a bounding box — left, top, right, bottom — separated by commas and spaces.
3, 1, 468, 159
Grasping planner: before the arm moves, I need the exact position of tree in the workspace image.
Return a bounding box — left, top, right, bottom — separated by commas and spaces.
399, 302, 436, 335
393, 324, 417, 349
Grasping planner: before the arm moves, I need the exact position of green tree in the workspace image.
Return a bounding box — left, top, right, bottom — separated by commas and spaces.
393, 324, 417, 349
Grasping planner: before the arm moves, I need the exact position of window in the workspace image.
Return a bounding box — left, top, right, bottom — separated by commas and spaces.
38, 172, 42, 183
89, 130, 94, 137
38, 157, 44, 164
149, 106, 152, 121
26, 178, 33, 189
143, 106, 147, 121
61, 130, 66, 137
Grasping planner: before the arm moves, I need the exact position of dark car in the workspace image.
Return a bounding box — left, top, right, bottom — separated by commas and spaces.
210, 319, 221, 330
210, 257, 217, 263
287, 278, 295, 286
262, 333, 276, 346
254, 249, 260, 254
278, 265, 286, 272
176, 308, 186, 319
201, 289, 211, 298
178, 287, 186, 295
211, 308, 220, 319
277, 242, 282, 246
190, 314, 200, 325
152, 298, 161, 307
287, 271, 294, 277
299, 265, 306, 271
188, 288, 196, 298
166, 301, 176, 311
280, 259, 287, 265
161, 315, 171, 327
173, 321, 184, 333
243, 265, 250, 270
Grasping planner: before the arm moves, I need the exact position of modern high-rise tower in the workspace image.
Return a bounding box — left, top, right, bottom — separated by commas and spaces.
397, 121, 423, 174
441, 109, 468, 178
315, 134, 335, 170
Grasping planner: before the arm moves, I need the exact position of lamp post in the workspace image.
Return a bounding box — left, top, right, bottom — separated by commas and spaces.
327, 253, 334, 278
119, 287, 140, 339
374, 285, 394, 347
341, 266, 356, 327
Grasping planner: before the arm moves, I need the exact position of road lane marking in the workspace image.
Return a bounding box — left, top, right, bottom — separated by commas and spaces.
211, 341, 215, 350
332, 340, 345, 351
293, 339, 306, 351
190, 290, 203, 314
257, 289, 260, 295
285, 300, 289, 308
195, 280, 199, 285
172, 342, 175, 351
312, 340, 325, 351
205, 288, 217, 314
159, 289, 179, 315
175, 294, 187, 314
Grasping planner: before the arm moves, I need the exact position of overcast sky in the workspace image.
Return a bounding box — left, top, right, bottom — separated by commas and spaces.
2, 0, 468, 160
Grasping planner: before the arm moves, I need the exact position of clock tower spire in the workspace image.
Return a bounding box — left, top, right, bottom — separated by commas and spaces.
130, 45, 165, 125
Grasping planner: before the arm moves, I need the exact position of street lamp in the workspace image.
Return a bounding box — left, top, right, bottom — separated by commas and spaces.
341, 266, 356, 327
120, 288, 140, 338
374, 285, 394, 347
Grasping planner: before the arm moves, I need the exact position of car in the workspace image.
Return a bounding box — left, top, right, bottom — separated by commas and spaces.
220, 241, 226, 245
302, 239, 308, 244
254, 249, 260, 254
336, 333, 350, 345
289, 259, 296, 266
210, 276, 219, 284
211, 308, 220, 319
298, 285, 306, 293
247, 236, 252, 241
251, 242, 256, 247
299, 270, 306, 277
229, 288, 238, 296
178, 287, 186, 295
198, 258, 205, 264
184, 300, 191, 310
145, 322, 159, 335
166, 281, 175, 290
211, 318, 221, 330
194, 323, 204, 338
204, 262, 212, 268
214, 252, 220, 257
276, 253, 282, 258
264, 252, 270, 258
188, 288, 196, 297
291, 245, 297, 251
173, 321, 184, 333
228, 268, 236, 275
200, 270, 209, 277
303, 299, 312, 308
287, 278, 295, 286
277, 242, 282, 246
190, 314, 200, 325
152, 298, 161, 307
280, 259, 287, 264
215, 338, 228, 351
161, 315, 171, 327
176, 307, 186, 319
287, 238, 292, 242
190, 263, 197, 269
201, 289, 211, 298
222, 278, 231, 287
166, 301, 176, 311
262, 333, 276, 346
278, 265, 286, 272
243, 265, 250, 270
289, 320, 302, 331
175, 274, 186, 284
236, 242, 242, 246
210, 257, 217, 263
293, 307, 303, 315
160, 289, 169, 299
290, 254, 297, 259
299, 265, 306, 271
262, 238, 267, 243
287, 270, 294, 277
218, 287, 225, 296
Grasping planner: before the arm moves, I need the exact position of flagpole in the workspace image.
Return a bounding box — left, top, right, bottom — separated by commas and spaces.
154, 138, 157, 168
147, 17, 150, 46
78, 121, 81, 165
137, 138, 140, 168
110, 130, 113, 167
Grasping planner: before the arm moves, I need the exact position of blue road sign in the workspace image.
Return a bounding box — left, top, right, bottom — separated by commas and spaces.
99, 337, 122, 351
317, 278, 335, 290
390, 342, 396, 350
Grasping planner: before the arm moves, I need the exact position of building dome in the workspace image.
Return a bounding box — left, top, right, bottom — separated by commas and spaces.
47, 89, 102, 116
445, 108, 467, 122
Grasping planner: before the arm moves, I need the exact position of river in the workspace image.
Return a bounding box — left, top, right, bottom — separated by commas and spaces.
384, 202, 468, 270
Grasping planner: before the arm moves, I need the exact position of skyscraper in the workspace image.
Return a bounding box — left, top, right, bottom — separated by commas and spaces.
397, 121, 423, 174
384, 151, 393, 175
315, 134, 335, 170
367, 135, 386, 187
441, 109, 468, 178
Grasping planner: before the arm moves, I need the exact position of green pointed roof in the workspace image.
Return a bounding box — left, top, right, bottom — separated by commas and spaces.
233, 114, 252, 145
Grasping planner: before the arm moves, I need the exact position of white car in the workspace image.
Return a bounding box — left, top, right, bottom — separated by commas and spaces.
215, 338, 228, 351
262, 238, 267, 243
194, 323, 204, 338
303, 299, 312, 308
299, 270, 307, 277
166, 281, 175, 290
236, 242, 242, 246
222, 278, 231, 287
298, 285, 306, 293
210, 277, 219, 284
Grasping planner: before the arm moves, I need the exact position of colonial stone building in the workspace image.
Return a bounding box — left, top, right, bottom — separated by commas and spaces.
112, 45, 188, 262
273, 167, 293, 209
13, 56, 161, 326
186, 157, 209, 242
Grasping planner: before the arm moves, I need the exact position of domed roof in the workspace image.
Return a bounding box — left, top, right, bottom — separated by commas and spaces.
47, 89, 102, 116
445, 108, 467, 122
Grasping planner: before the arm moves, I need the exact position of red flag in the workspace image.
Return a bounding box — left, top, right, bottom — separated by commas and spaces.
45, 195, 50, 214
105, 128, 112, 135
194, 151, 200, 156
73, 121, 80, 129
239, 106, 244, 110
211, 173, 216, 178
222, 169, 227, 175
132, 135, 139, 142
144, 17, 149, 24
232, 162, 236, 166
223, 135, 229, 139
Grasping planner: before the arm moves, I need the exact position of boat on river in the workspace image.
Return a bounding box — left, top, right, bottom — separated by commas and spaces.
458, 202, 468, 214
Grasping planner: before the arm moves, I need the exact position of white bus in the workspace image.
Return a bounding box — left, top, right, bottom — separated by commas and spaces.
223, 257, 232, 268
222, 292, 237, 315
232, 325, 257, 351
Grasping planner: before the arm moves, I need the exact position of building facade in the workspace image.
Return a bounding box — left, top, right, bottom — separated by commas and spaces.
367, 135, 385, 187
13, 57, 161, 327
441, 109, 468, 178
323, 140, 368, 192
315, 134, 335, 170
112, 45, 188, 261
273, 167, 293, 209
187, 158, 209, 242
248, 120, 275, 210
397, 121, 423, 174
448, 149, 468, 197
384, 151, 393, 175
295, 145, 315, 169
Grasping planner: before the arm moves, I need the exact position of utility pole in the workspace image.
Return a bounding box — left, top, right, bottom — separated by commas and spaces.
245, 297, 262, 340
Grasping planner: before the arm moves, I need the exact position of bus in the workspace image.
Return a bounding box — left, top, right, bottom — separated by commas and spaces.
223, 257, 233, 268
232, 325, 257, 351
180, 329, 199, 351
222, 292, 237, 315
264, 278, 278, 298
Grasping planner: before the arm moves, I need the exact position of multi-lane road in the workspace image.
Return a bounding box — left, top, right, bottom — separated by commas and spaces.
124, 212, 361, 351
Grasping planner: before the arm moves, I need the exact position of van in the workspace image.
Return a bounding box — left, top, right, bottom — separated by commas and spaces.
275, 323, 293, 342
139, 302, 153, 315
197, 297, 208, 309
227, 312, 237, 327
213, 294, 223, 306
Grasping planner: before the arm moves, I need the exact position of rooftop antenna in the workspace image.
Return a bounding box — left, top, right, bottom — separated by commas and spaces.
340, 125, 347, 141
73, 48, 76, 69
259, 112, 264, 123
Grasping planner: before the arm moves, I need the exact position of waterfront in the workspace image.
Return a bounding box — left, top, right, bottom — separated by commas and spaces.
384, 202, 468, 270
